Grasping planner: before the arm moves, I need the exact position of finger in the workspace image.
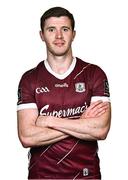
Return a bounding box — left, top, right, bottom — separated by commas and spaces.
84, 102, 108, 117
89, 100, 103, 110
94, 109, 106, 117
97, 102, 109, 108
91, 103, 109, 116
90, 102, 109, 112
82, 101, 109, 118
84, 101, 103, 115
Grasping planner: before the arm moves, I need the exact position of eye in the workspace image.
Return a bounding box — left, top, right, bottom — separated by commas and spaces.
63, 27, 69, 32
48, 27, 55, 32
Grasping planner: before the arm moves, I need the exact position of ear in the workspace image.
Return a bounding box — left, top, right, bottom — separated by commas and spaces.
39, 31, 45, 41
72, 30, 76, 41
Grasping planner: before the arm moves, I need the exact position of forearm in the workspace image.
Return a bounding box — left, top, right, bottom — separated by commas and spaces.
47, 118, 99, 140
36, 115, 90, 141
35, 102, 111, 141
47, 112, 110, 141
51, 126, 97, 141
20, 125, 68, 147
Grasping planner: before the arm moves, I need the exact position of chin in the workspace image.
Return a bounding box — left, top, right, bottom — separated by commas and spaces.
54, 53, 67, 56
51, 49, 70, 56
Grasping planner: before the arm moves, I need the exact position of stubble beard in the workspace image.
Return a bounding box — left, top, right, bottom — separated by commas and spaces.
47, 43, 72, 57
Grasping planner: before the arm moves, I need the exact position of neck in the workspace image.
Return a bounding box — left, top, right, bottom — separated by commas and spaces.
47, 51, 74, 75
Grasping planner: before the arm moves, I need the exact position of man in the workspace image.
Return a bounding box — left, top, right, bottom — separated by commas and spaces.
17, 7, 111, 179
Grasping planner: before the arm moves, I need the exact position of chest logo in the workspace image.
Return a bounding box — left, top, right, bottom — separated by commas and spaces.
36, 86, 50, 94
55, 83, 68, 88
75, 83, 85, 93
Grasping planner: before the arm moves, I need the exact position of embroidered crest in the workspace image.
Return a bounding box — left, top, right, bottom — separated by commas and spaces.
75, 83, 85, 93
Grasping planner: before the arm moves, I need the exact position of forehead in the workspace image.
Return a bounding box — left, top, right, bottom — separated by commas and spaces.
44, 16, 72, 28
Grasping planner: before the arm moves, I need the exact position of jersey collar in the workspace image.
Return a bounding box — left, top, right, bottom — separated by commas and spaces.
44, 57, 77, 80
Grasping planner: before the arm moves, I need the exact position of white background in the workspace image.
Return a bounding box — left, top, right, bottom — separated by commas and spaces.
0, 0, 128, 179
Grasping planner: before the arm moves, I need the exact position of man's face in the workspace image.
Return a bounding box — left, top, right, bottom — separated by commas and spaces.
40, 16, 76, 56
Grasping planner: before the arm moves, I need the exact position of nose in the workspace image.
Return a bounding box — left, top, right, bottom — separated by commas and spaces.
55, 30, 63, 39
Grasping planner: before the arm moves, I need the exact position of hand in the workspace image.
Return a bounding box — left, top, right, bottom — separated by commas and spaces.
36, 115, 49, 127
81, 100, 109, 119
36, 115, 57, 127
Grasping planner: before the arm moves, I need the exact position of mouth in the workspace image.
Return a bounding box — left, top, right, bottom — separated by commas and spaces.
53, 41, 65, 47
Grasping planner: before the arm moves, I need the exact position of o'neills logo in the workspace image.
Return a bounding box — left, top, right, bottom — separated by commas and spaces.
55, 83, 68, 88
40, 103, 88, 118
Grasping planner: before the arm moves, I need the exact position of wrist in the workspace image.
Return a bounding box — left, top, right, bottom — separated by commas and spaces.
47, 116, 64, 128
36, 115, 48, 127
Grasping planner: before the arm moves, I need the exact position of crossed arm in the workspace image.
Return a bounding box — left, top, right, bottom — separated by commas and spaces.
17, 109, 68, 147
17, 101, 111, 148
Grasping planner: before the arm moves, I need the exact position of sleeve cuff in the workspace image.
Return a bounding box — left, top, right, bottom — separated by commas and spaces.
17, 103, 38, 111
91, 96, 111, 102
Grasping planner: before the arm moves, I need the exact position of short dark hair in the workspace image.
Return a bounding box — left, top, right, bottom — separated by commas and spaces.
40, 7, 75, 32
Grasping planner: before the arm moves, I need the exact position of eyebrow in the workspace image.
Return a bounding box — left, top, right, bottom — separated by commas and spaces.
46, 26, 56, 30
46, 26, 71, 30
61, 26, 71, 29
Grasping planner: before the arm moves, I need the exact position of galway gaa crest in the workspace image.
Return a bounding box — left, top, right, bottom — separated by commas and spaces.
75, 83, 85, 93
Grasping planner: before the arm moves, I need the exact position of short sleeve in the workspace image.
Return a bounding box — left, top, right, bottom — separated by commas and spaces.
17, 72, 37, 111
91, 65, 110, 102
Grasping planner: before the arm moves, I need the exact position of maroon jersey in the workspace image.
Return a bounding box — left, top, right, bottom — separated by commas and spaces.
17, 57, 110, 179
